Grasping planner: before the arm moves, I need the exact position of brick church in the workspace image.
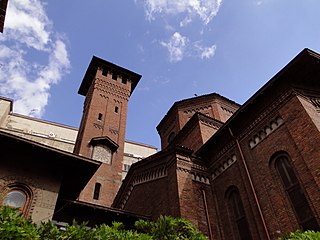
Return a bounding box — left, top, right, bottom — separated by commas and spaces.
1, 48, 320, 239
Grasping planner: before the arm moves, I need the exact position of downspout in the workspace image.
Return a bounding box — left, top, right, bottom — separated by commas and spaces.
228, 127, 271, 240
201, 189, 214, 240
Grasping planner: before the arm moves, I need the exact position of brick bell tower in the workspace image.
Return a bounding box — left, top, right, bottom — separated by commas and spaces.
74, 56, 141, 206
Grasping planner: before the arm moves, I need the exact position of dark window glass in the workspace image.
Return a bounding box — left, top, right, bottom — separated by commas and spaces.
275, 156, 319, 230
102, 68, 108, 76
93, 183, 101, 200
123, 164, 131, 172
228, 189, 252, 240
115, 106, 119, 113
98, 113, 103, 120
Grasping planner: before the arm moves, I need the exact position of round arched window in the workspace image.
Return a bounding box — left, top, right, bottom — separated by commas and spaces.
3, 190, 27, 209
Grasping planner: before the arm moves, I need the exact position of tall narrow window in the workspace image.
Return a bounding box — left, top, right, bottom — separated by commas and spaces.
115, 106, 119, 113
227, 188, 252, 240
122, 77, 127, 84
112, 72, 117, 80
98, 113, 103, 121
102, 67, 108, 76
93, 183, 101, 200
275, 155, 319, 230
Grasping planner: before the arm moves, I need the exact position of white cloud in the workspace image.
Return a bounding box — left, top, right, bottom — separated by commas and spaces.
195, 43, 216, 59
161, 32, 189, 62
139, 0, 223, 25
0, 0, 70, 118
180, 16, 193, 27
160, 33, 216, 62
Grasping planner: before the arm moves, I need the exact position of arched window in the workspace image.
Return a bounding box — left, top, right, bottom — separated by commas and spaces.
3, 190, 27, 209
2, 184, 32, 215
227, 187, 252, 240
93, 183, 101, 200
275, 155, 319, 230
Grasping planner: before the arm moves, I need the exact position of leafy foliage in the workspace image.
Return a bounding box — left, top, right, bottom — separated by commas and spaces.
135, 215, 207, 240
279, 229, 320, 240
0, 206, 207, 239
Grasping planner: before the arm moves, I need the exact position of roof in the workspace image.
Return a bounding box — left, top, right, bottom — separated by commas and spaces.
54, 199, 151, 228
0, 131, 100, 199
90, 136, 119, 152
167, 112, 223, 152
197, 48, 320, 157
78, 56, 142, 96
156, 92, 240, 132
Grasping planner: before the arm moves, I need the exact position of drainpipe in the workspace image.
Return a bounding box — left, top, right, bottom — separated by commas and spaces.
228, 127, 271, 240
201, 189, 214, 240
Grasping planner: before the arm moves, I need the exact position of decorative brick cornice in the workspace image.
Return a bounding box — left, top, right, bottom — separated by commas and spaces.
221, 106, 235, 114
248, 116, 284, 149
239, 90, 292, 139
118, 166, 167, 209
95, 78, 130, 101
183, 105, 212, 115
93, 123, 104, 130
191, 172, 210, 184
199, 117, 221, 129
210, 154, 237, 181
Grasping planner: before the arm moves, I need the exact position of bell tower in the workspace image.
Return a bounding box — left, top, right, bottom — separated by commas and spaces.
74, 56, 141, 206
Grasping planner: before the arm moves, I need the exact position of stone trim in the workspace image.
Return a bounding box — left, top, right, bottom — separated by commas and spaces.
248, 116, 284, 149
221, 106, 235, 114
310, 98, 320, 112
239, 90, 292, 139
183, 105, 212, 114
191, 172, 210, 184
211, 91, 293, 162
199, 118, 220, 129
118, 166, 167, 209
132, 167, 167, 186
211, 154, 237, 180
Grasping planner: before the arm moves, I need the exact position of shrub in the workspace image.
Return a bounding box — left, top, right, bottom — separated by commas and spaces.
279, 229, 320, 240
0, 206, 207, 240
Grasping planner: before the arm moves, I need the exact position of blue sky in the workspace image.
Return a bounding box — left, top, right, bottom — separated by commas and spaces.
0, 0, 320, 149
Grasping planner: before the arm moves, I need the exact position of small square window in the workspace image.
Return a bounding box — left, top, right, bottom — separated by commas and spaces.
123, 164, 131, 172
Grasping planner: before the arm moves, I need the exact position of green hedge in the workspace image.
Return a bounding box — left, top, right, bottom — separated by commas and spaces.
0, 206, 207, 240
279, 229, 320, 240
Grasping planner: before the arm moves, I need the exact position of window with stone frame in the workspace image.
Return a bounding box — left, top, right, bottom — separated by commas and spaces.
2, 184, 32, 216
275, 155, 319, 231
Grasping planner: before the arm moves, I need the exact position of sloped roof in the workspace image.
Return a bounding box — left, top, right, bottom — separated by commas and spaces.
0, 131, 100, 199
197, 48, 320, 157
79, 56, 142, 96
